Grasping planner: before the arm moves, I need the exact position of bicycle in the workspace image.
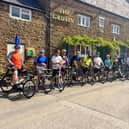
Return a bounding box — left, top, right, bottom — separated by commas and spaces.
62, 66, 72, 87
104, 66, 114, 82
37, 69, 52, 93
69, 66, 84, 86
81, 66, 95, 85
51, 67, 65, 92
93, 66, 106, 84
112, 64, 126, 81
0, 66, 36, 99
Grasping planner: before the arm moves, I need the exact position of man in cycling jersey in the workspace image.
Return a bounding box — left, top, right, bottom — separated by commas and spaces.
70, 50, 82, 80
93, 52, 104, 74
51, 49, 64, 77
34, 49, 47, 91
104, 54, 112, 72
112, 55, 119, 71
61, 49, 69, 67
70, 50, 81, 68
81, 54, 93, 74
7, 45, 23, 85
51, 49, 65, 89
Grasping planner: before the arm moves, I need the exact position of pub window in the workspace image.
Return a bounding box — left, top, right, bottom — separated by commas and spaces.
77, 14, 90, 27
9, 5, 32, 21
111, 24, 120, 35
99, 16, 105, 32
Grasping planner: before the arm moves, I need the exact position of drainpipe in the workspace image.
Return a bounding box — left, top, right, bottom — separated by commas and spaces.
45, 0, 51, 68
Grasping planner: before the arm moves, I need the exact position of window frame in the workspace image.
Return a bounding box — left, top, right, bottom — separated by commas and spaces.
77, 14, 90, 27
111, 24, 120, 35
9, 5, 32, 21
99, 16, 105, 32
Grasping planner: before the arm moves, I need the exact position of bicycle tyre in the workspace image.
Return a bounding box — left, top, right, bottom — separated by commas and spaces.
43, 77, 52, 94
57, 77, 64, 92
119, 75, 126, 81
0, 74, 13, 93
23, 80, 35, 99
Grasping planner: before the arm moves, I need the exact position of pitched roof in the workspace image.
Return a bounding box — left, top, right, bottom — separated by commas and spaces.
1, 0, 44, 11
79, 0, 129, 19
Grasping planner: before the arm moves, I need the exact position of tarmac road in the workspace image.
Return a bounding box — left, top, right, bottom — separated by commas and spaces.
0, 80, 129, 129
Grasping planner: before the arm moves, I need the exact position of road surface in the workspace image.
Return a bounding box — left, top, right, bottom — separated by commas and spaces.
0, 80, 129, 129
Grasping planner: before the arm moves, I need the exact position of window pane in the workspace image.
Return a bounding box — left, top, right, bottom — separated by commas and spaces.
99, 19, 104, 27
21, 14, 30, 20
78, 15, 81, 25
21, 8, 31, 20
11, 7, 20, 17
22, 9, 30, 14
77, 14, 90, 27
111, 24, 120, 34
82, 17, 85, 25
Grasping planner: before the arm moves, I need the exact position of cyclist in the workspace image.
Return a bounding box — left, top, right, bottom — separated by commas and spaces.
70, 50, 81, 68
34, 49, 47, 91
93, 52, 104, 79
112, 55, 119, 71
127, 55, 129, 65
61, 49, 69, 67
7, 45, 23, 85
126, 55, 129, 71
51, 49, 65, 89
70, 50, 82, 80
104, 54, 112, 72
81, 54, 93, 74
61, 49, 70, 81
81, 54, 93, 82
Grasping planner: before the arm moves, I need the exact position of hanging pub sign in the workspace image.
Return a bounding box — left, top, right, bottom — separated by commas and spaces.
51, 7, 74, 23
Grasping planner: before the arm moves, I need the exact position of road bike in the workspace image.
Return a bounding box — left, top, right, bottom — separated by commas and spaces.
0, 66, 36, 99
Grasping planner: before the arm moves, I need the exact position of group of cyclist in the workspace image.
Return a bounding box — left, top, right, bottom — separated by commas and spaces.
7, 44, 128, 91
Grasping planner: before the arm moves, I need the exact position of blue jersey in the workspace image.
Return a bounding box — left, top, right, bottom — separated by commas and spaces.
34, 56, 47, 65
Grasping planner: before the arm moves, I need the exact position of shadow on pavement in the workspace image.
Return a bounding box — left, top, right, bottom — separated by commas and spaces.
0, 91, 27, 101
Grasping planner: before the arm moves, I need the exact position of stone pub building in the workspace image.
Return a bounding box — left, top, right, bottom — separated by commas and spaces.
0, 0, 129, 72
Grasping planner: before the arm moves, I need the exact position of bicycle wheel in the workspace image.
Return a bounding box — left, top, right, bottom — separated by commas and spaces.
107, 71, 114, 82
56, 77, 64, 92
23, 80, 35, 99
126, 71, 129, 80
43, 77, 52, 93
0, 75, 13, 93
119, 73, 126, 81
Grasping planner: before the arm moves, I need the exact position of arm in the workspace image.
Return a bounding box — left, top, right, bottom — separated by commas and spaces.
7, 52, 14, 66
101, 58, 104, 67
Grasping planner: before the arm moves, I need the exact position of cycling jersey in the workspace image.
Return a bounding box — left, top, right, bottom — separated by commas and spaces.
62, 55, 69, 67
82, 57, 92, 68
70, 55, 81, 67
94, 57, 103, 69
34, 56, 48, 73
7, 51, 22, 69
51, 55, 63, 69
34, 56, 47, 65
104, 59, 111, 68
127, 57, 129, 65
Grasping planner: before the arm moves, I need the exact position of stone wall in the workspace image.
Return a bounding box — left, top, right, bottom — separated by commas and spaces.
50, 0, 129, 53
0, 2, 47, 72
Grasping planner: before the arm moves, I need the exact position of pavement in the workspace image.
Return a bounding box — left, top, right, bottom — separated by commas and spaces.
0, 80, 129, 129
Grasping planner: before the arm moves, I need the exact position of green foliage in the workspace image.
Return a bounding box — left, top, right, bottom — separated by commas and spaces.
63, 35, 129, 56
63, 36, 73, 45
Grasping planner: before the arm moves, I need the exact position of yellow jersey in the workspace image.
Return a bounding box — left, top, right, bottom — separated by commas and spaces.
82, 57, 92, 68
